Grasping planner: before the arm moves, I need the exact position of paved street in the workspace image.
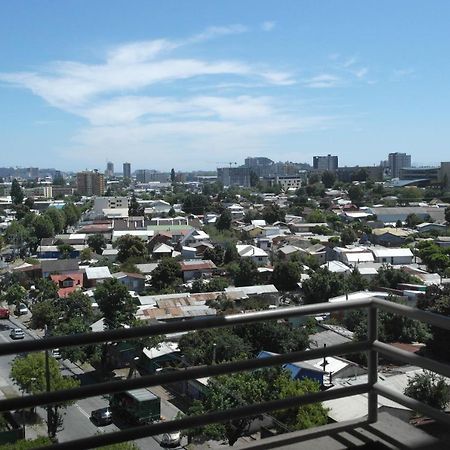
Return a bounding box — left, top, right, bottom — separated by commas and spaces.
0, 316, 183, 449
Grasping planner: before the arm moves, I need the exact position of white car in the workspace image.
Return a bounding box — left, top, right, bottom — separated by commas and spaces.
10, 328, 25, 340
160, 432, 181, 448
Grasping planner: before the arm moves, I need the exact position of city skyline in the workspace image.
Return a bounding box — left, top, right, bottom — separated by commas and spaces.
1, 1, 450, 170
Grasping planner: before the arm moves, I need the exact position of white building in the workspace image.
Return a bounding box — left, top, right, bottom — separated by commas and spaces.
370, 247, 413, 265
93, 197, 129, 218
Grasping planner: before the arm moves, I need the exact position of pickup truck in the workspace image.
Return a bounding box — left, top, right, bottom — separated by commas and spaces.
0, 308, 10, 319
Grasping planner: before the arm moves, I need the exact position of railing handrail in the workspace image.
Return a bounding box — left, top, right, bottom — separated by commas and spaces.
1, 296, 449, 450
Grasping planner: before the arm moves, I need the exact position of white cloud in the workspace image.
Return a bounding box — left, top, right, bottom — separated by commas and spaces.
0, 25, 339, 169
304, 74, 341, 88
392, 68, 415, 78
261, 21, 276, 32
354, 67, 368, 78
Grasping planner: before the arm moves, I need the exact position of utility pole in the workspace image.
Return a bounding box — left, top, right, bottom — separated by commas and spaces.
45, 348, 52, 438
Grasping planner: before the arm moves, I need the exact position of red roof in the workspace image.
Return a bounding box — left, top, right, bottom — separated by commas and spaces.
179, 260, 216, 272
50, 272, 84, 298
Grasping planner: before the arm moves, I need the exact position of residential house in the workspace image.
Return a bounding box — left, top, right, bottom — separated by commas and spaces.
152, 243, 176, 259
112, 272, 145, 293
333, 246, 375, 266
236, 244, 269, 266
112, 230, 154, 243
181, 246, 197, 259
416, 222, 448, 234
371, 228, 413, 247
50, 272, 84, 298
257, 351, 325, 385
180, 229, 210, 247
370, 247, 413, 265
179, 260, 217, 281
298, 243, 327, 265
41, 259, 80, 278
277, 244, 301, 260
84, 266, 112, 287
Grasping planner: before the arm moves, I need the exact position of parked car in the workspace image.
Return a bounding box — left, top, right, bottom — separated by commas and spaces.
90, 407, 113, 426
15, 303, 29, 315
0, 308, 10, 319
160, 432, 181, 448
10, 328, 25, 340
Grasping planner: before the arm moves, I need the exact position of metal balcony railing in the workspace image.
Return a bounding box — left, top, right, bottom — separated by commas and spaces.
1, 296, 450, 449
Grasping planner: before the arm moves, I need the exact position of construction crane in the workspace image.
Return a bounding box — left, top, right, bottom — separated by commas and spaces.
216, 161, 238, 167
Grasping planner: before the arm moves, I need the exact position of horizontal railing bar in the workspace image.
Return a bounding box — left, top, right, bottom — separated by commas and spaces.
373, 341, 450, 379
373, 298, 450, 331
37, 384, 370, 450
374, 383, 450, 426
0, 298, 374, 357
0, 341, 369, 412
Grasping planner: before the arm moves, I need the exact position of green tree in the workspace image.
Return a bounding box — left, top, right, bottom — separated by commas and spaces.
2, 283, 26, 306
370, 265, 420, 290
404, 370, 450, 410
445, 206, 450, 223
87, 233, 107, 254
234, 320, 308, 354
216, 209, 232, 231
203, 246, 224, 266
151, 258, 182, 291
32, 278, 59, 303
56, 243, 75, 259
405, 213, 423, 228
95, 278, 138, 330
32, 214, 55, 239
262, 204, 285, 224
182, 193, 210, 215
31, 299, 61, 329
340, 226, 357, 245
80, 247, 93, 261
233, 258, 258, 287
10, 179, 24, 205
115, 234, 148, 262
10, 353, 79, 439
302, 268, 346, 304
321, 170, 336, 188
62, 203, 81, 228
128, 194, 143, 216
179, 328, 251, 365
44, 208, 66, 234
224, 244, 239, 264
272, 260, 302, 291
272, 372, 328, 430
348, 184, 364, 205
4, 221, 30, 255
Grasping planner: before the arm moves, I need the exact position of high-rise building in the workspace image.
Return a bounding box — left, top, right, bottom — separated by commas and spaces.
217, 166, 251, 187
106, 161, 114, 177
123, 162, 131, 179
313, 155, 338, 172
76, 170, 105, 196
388, 153, 411, 178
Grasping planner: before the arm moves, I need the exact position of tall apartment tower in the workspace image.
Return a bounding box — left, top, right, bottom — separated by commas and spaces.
388, 152, 411, 178
106, 161, 114, 177
123, 162, 131, 179
312, 154, 338, 172
76, 170, 105, 196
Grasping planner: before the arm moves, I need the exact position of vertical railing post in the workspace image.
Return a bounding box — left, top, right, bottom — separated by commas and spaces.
367, 304, 378, 423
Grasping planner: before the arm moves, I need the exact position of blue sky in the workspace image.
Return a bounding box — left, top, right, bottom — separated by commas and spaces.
1, 1, 449, 171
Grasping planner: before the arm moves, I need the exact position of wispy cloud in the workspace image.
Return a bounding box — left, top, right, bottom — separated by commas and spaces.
392, 68, 415, 78
261, 21, 276, 32
0, 25, 340, 169
303, 74, 341, 88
